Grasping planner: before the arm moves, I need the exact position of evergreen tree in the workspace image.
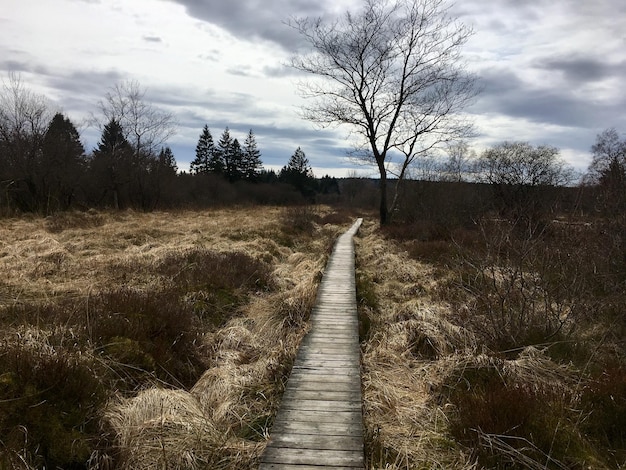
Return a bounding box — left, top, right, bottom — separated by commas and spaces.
242, 129, 263, 180
190, 125, 215, 174
258, 168, 278, 184
40, 113, 86, 211
319, 175, 340, 194
218, 127, 235, 181
90, 119, 133, 209
229, 138, 244, 181
280, 147, 316, 197
146, 146, 178, 208
157, 146, 178, 176
282, 147, 312, 178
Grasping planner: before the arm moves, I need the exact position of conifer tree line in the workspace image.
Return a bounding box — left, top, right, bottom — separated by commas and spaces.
0, 75, 339, 215
190, 126, 263, 182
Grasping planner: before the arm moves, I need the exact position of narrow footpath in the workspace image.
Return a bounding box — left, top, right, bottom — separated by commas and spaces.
259, 218, 365, 470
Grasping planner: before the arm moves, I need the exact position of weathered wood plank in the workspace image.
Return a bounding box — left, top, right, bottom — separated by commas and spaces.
269, 420, 363, 436
274, 409, 362, 423
298, 342, 358, 350
267, 434, 363, 451
292, 353, 359, 363
279, 399, 362, 412
282, 379, 361, 393
281, 389, 362, 402
262, 447, 364, 467
259, 465, 361, 470
291, 366, 360, 375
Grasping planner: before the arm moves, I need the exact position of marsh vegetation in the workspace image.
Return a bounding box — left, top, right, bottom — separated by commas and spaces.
0, 206, 354, 469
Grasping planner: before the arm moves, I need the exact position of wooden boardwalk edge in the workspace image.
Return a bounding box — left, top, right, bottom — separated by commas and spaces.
259, 218, 364, 470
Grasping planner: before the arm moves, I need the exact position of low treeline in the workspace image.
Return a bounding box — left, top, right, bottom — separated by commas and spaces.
0, 169, 605, 219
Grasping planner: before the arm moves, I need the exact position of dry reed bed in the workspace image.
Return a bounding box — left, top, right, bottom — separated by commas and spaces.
0, 206, 350, 469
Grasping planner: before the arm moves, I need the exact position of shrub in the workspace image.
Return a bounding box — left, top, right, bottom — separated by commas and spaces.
157, 248, 274, 293
0, 334, 107, 468
43, 209, 106, 233
445, 360, 597, 469
88, 287, 206, 389
581, 366, 626, 464
448, 219, 588, 352
280, 205, 318, 235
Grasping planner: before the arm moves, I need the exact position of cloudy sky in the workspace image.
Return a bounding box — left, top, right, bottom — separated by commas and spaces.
1, 0, 624, 176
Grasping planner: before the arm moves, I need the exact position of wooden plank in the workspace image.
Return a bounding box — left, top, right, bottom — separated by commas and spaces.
267, 433, 363, 451
301, 338, 359, 346
287, 374, 361, 386
279, 399, 362, 412
289, 358, 356, 367
262, 447, 364, 467
283, 379, 361, 393
305, 330, 359, 338
259, 465, 362, 470
305, 329, 358, 336
269, 420, 362, 436
293, 353, 359, 363
297, 342, 359, 352
274, 409, 362, 423
281, 389, 361, 402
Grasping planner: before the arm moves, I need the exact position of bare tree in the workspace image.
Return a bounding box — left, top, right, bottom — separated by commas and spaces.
95, 80, 176, 159
0, 73, 55, 211
440, 140, 476, 182
290, 0, 477, 224
586, 128, 626, 212
587, 128, 626, 183
476, 142, 573, 188
476, 141, 574, 225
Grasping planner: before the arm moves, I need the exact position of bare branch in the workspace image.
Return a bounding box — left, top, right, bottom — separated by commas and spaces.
289, 0, 478, 223
94, 80, 177, 157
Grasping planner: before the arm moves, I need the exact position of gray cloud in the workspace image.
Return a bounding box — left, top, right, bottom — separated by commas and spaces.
3, 0, 626, 174
44, 69, 126, 98
142, 35, 163, 43
262, 64, 300, 78
472, 65, 626, 130
535, 56, 626, 84
165, 0, 338, 49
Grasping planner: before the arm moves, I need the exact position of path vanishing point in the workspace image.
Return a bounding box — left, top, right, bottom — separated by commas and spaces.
259, 218, 365, 470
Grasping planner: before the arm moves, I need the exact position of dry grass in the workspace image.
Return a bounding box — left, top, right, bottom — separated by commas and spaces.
356, 219, 621, 469
357, 219, 477, 469
0, 205, 353, 469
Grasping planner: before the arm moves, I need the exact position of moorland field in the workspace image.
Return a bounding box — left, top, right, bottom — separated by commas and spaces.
0, 194, 624, 469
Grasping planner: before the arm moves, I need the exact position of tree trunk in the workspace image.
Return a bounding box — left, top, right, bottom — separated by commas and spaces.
379, 171, 388, 225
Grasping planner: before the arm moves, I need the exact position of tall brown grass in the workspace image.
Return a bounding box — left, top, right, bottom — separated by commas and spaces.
0, 206, 353, 469
357, 214, 625, 469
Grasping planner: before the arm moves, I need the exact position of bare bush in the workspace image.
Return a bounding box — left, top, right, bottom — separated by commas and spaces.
452, 219, 585, 351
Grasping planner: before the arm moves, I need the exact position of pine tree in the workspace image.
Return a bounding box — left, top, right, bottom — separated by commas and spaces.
280, 147, 315, 197
218, 127, 234, 180
282, 147, 312, 177
190, 125, 215, 174
230, 138, 244, 181
157, 146, 178, 176
242, 129, 262, 180
90, 119, 133, 209
40, 113, 86, 211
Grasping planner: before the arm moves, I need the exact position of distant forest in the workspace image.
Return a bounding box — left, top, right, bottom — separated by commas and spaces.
1, 75, 624, 221
0, 76, 351, 214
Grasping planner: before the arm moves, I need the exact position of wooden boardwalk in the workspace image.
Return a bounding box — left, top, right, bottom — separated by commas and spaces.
259, 218, 364, 470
